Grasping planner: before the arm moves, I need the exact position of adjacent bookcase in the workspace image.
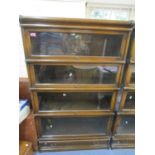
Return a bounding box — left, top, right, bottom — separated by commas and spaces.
112, 29, 135, 148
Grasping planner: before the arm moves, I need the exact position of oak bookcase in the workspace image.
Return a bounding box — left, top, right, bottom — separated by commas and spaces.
20, 16, 135, 151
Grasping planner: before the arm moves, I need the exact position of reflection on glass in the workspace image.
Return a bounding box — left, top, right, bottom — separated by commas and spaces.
34, 65, 118, 84
117, 116, 135, 134
38, 92, 112, 111
41, 117, 108, 136
30, 32, 122, 56
124, 92, 135, 109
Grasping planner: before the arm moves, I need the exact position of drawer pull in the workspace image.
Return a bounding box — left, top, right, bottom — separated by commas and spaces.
69, 72, 73, 77
49, 125, 53, 129
63, 93, 67, 97
125, 121, 128, 125
129, 96, 133, 99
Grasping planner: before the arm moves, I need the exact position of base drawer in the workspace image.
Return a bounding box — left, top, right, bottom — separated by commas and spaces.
111, 136, 135, 149
39, 138, 110, 151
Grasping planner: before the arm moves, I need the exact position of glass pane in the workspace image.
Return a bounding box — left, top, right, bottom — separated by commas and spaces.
38, 92, 112, 111
41, 117, 109, 136
29, 32, 123, 56
124, 92, 135, 109
130, 65, 135, 84
116, 115, 135, 134
34, 65, 118, 84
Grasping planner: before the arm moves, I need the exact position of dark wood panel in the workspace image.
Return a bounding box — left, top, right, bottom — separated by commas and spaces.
19, 112, 38, 151
19, 78, 30, 100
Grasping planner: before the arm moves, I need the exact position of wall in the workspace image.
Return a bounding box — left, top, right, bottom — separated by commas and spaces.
86, 0, 134, 5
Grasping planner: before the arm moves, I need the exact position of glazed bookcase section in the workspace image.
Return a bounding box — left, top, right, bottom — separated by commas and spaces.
119, 89, 135, 111
125, 64, 135, 87
31, 90, 117, 113
111, 135, 135, 149
27, 63, 123, 87
20, 16, 134, 61
25, 31, 126, 59
35, 114, 113, 138
38, 137, 110, 151
113, 112, 135, 136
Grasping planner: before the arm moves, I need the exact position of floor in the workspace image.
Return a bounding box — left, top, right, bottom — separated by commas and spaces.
35, 149, 135, 155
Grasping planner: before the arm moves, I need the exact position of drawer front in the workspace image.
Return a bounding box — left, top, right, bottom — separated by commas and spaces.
125, 64, 135, 86
114, 114, 135, 135
39, 139, 109, 151
112, 138, 135, 148
24, 30, 128, 59
32, 91, 117, 112
120, 90, 135, 111
36, 116, 113, 138
28, 64, 122, 86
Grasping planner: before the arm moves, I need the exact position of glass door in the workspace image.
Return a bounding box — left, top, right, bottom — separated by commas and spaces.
28, 31, 125, 57
35, 91, 116, 112
114, 114, 135, 135
39, 116, 112, 137
31, 64, 121, 85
